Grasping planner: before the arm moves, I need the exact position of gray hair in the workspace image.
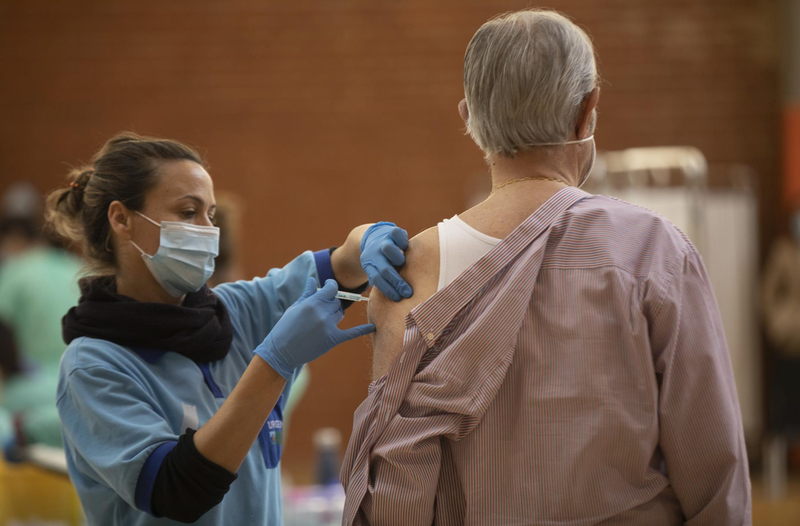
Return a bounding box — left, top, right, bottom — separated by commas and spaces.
463, 10, 598, 158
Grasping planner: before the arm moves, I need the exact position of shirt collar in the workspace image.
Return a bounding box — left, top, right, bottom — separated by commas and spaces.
409, 187, 589, 347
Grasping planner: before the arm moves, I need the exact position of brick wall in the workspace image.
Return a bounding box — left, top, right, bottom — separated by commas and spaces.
0, 0, 781, 483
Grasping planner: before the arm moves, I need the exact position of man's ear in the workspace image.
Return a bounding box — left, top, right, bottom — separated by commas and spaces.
576, 87, 600, 139
458, 99, 469, 125
108, 200, 134, 242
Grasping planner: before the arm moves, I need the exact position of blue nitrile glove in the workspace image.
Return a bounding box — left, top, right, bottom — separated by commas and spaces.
254, 278, 375, 380
360, 221, 412, 302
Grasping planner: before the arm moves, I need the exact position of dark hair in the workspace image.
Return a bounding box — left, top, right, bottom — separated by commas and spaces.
45, 133, 202, 272
0, 216, 39, 241
0, 318, 22, 380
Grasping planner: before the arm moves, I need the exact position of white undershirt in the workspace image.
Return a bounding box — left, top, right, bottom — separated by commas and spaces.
436, 215, 501, 291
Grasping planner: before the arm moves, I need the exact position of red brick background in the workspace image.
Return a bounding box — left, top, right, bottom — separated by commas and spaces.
0, 0, 781, 482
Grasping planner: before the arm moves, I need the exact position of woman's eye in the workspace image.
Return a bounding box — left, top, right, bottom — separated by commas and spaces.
209, 216, 217, 226
181, 210, 196, 219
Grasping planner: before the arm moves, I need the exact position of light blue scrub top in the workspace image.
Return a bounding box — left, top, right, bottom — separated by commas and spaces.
56, 251, 333, 526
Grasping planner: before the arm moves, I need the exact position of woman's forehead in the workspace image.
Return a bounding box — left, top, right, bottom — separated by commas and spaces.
152, 160, 214, 199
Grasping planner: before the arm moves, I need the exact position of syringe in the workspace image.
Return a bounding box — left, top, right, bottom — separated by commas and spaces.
335, 291, 370, 303
317, 288, 370, 302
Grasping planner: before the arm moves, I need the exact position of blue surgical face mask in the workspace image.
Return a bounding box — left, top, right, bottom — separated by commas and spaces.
536, 135, 596, 187
130, 211, 220, 297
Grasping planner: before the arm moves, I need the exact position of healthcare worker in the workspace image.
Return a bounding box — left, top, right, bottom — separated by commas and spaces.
45, 133, 412, 525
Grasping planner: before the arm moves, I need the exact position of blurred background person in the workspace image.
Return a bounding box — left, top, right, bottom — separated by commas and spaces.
0, 182, 83, 371
763, 203, 800, 355
0, 182, 43, 263
0, 319, 21, 449
0, 316, 63, 450
0, 182, 82, 452
761, 200, 800, 503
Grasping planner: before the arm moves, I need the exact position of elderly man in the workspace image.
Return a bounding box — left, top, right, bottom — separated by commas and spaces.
341, 9, 751, 526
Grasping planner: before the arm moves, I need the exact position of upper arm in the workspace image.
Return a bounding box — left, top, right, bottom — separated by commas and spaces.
368, 227, 440, 380
651, 249, 750, 521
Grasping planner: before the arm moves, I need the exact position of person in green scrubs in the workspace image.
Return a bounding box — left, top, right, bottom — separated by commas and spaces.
0, 216, 83, 448
0, 241, 83, 369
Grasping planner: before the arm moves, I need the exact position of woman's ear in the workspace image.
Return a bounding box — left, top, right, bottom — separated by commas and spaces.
576, 87, 600, 140
458, 99, 469, 125
108, 200, 133, 242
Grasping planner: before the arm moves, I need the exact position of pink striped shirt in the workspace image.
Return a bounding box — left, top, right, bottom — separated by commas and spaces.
341, 187, 751, 525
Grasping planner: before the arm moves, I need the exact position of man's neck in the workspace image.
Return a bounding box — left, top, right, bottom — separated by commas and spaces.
487, 146, 583, 189
458, 146, 585, 239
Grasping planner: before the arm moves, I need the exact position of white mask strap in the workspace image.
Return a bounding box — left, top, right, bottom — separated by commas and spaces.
535, 135, 594, 147
135, 211, 162, 228
130, 240, 150, 257
131, 211, 160, 257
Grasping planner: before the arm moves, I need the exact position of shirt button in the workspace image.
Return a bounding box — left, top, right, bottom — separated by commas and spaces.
399, 352, 406, 364
426, 332, 436, 342
384, 415, 390, 423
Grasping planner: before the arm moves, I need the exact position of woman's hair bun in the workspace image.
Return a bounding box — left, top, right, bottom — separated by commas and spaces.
44, 166, 94, 244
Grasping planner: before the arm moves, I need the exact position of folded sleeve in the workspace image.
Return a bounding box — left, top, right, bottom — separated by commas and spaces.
363, 423, 444, 525
148, 429, 238, 522
56, 365, 179, 511
343, 372, 489, 525
212, 251, 318, 351
649, 248, 752, 525
342, 389, 443, 526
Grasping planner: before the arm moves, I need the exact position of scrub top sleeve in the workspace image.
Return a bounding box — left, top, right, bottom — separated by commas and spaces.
56, 365, 178, 511
212, 250, 320, 351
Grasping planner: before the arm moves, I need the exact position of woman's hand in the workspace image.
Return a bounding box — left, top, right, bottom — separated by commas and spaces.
253, 278, 375, 380
331, 222, 413, 301
359, 222, 412, 301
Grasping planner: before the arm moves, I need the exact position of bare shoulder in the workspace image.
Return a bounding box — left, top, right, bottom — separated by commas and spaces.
367, 226, 440, 380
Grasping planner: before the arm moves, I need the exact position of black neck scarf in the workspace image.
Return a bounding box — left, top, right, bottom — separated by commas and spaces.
63, 276, 233, 363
